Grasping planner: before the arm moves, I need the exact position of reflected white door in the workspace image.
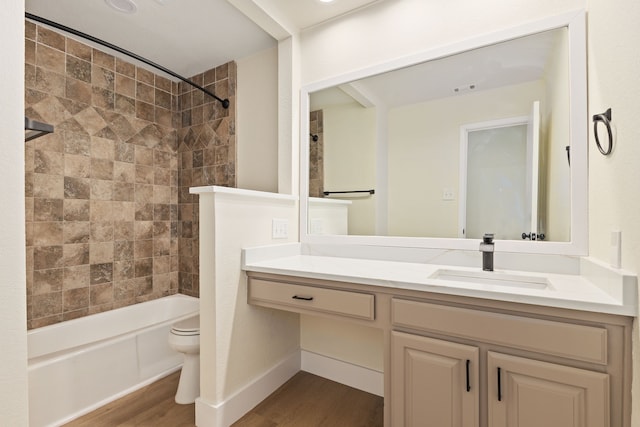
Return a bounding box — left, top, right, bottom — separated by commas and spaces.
459, 102, 540, 240
527, 101, 540, 239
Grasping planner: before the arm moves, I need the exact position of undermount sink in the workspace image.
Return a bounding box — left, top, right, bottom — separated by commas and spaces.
429, 269, 551, 290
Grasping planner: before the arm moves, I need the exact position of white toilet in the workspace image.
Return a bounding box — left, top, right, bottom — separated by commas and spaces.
168, 315, 200, 404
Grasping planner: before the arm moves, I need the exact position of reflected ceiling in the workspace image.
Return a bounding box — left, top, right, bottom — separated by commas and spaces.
311, 29, 561, 111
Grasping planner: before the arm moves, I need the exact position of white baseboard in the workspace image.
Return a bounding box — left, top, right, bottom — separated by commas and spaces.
301, 350, 384, 397
194, 350, 384, 426
195, 351, 300, 427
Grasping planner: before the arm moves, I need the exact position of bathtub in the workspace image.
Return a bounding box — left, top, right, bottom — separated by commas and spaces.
28, 294, 199, 427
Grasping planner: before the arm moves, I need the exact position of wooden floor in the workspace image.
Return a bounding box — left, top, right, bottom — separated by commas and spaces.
65, 370, 383, 427
64, 371, 195, 427
233, 371, 383, 427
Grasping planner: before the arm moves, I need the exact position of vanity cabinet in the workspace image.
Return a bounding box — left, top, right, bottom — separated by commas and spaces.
245, 272, 632, 427
391, 331, 609, 427
391, 331, 479, 427
391, 298, 615, 427
487, 351, 609, 427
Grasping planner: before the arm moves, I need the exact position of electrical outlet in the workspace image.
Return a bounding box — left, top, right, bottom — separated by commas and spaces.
272, 218, 289, 239
310, 218, 324, 234
442, 189, 455, 200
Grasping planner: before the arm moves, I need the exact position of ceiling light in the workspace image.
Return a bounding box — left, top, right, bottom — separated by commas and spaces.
317, 0, 336, 3
104, 0, 137, 14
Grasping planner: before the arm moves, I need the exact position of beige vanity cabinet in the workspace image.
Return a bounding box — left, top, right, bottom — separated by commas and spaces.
246, 272, 632, 427
391, 331, 610, 427
391, 298, 627, 427
391, 331, 479, 427
487, 351, 609, 427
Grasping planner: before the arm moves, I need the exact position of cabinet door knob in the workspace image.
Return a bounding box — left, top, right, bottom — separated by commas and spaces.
497, 367, 502, 402
292, 295, 314, 301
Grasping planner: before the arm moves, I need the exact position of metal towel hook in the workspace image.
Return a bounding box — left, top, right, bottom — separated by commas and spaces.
593, 108, 613, 155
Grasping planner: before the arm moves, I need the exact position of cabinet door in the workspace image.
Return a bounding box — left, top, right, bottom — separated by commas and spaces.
391, 331, 479, 427
487, 351, 610, 427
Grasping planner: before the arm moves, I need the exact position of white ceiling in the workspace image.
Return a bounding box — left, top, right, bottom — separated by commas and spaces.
256, 0, 381, 30
25, 0, 380, 78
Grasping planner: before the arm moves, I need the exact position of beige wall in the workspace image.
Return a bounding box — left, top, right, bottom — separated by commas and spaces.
323, 102, 377, 235
237, 47, 279, 193
586, 0, 640, 423
542, 27, 571, 241
388, 81, 544, 238
301, 315, 383, 371
0, 2, 29, 425
197, 190, 299, 405
586, 0, 640, 275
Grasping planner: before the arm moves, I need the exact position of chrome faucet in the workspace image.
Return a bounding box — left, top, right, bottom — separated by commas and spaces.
479, 233, 494, 271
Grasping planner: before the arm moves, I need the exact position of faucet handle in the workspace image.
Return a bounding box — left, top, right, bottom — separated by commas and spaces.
483, 233, 494, 243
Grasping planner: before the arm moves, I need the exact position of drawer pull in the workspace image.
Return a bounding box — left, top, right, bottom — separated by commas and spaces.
466, 359, 471, 392
497, 367, 502, 402
292, 295, 314, 301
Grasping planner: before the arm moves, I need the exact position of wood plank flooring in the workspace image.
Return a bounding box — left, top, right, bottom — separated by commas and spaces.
233, 371, 383, 427
64, 371, 195, 427
64, 370, 383, 427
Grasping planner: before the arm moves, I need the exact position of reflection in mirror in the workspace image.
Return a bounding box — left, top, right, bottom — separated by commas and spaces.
308, 27, 572, 242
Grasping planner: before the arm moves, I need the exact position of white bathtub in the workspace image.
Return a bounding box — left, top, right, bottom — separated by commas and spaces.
28, 294, 199, 427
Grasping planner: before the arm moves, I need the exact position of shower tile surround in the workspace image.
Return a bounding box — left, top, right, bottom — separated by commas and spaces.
308, 110, 324, 198
24, 21, 236, 328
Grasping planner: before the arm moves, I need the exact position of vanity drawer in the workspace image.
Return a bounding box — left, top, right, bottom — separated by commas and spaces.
249, 278, 375, 320
391, 298, 608, 364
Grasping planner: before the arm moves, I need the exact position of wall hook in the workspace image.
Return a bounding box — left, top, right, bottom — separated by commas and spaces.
593, 108, 613, 155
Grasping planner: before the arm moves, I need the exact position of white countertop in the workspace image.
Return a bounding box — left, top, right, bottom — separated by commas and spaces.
242, 244, 637, 316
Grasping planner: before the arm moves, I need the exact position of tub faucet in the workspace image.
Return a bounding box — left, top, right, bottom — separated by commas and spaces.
480, 233, 494, 271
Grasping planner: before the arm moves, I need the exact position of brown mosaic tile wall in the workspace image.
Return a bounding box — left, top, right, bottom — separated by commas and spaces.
177, 63, 237, 297
309, 110, 324, 198
24, 21, 236, 328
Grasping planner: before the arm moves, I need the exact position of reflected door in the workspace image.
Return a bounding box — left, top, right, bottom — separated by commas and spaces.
459, 103, 540, 240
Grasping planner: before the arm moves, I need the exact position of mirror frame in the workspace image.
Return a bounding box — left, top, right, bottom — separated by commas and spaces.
299, 10, 587, 256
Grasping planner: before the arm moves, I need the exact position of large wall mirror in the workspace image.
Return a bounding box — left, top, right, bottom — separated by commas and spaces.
300, 11, 587, 255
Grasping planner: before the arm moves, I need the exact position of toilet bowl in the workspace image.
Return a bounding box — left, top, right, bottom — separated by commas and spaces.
168, 315, 200, 404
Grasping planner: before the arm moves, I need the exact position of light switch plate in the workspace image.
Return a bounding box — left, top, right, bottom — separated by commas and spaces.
442, 189, 455, 200
272, 218, 289, 239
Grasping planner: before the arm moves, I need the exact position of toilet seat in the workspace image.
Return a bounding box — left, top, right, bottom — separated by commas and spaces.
171, 315, 200, 336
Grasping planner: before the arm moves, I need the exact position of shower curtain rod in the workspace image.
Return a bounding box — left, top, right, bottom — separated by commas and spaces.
25, 13, 230, 109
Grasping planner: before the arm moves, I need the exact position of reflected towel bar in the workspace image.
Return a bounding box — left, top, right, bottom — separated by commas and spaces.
323, 190, 375, 196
